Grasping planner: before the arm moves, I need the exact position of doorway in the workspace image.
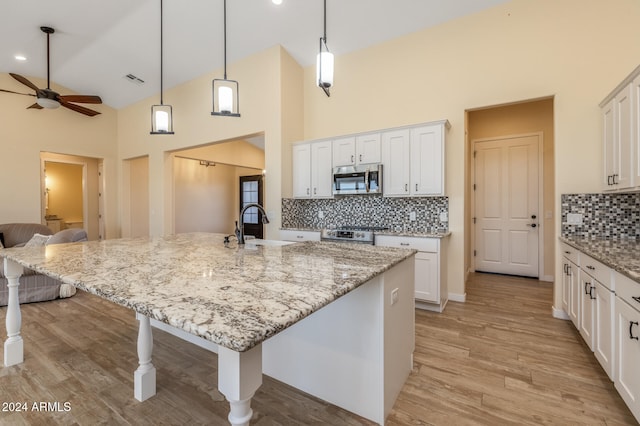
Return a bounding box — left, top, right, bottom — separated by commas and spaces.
473, 133, 542, 277
240, 175, 264, 239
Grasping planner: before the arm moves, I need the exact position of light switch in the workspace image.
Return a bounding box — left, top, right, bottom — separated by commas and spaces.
409, 211, 416, 221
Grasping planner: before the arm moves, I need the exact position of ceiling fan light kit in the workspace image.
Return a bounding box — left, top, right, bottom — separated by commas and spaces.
3, 26, 103, 117
212, 0, 240, 117
151, 0, 174, 134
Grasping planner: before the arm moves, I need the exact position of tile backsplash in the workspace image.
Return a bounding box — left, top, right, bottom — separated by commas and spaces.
282, 196, 448, 233
561, 193, 640, 239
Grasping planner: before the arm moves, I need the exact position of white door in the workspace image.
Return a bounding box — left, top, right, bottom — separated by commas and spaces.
474, 134, 540, 277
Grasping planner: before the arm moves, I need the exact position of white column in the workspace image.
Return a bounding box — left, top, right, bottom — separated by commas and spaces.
134, 313, 156, 401
4, 259, 24, 367
218, 344, 263, 426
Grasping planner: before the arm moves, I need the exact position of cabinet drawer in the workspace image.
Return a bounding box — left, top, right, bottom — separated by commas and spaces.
280, 230, 321, 242
375, 235, 439, 252
581, 253, 613, 291
615, 271, 640, 311
560, 242, 580, 265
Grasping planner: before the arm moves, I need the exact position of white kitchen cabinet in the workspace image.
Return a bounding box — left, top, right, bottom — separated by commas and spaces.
382, 121, 448, 197
579, 272, 596, 350
332, 133, 381, 167
280, 229, 321, 242
595, 281, 615, 380
375, 234, 448, 312
292, 140, 332, 199
614, 272, 640, 421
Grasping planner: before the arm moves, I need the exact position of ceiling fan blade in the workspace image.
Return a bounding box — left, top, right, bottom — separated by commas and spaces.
27, 103, 44, 109
60, 100, 101, 117
0, 88, 35, 97
59, 95, 102, 104
9, 73, 40, 92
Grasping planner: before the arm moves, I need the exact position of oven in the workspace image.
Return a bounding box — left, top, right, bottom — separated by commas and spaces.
320, 226, 389, 245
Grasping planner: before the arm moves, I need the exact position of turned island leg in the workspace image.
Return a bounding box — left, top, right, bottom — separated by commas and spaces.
134, 313, 156, 401
218, 344, 263, 426
4, 259, 24, 367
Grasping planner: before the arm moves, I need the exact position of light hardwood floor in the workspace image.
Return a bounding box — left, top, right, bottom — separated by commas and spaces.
0, 272, 637, 425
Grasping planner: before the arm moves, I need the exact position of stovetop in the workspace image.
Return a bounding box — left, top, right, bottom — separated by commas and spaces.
320, 226, 389, 244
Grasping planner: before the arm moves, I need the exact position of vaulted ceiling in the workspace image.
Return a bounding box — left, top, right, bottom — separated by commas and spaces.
1, 0, 510, 109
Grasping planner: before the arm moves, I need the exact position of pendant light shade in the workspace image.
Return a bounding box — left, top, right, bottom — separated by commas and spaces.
316, 0, 333, 97
151, 0, 174, 134
212, 0, 240, 117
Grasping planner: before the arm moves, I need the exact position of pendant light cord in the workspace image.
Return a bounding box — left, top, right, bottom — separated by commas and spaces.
160, 0, 164, 105
323, 0, 327, 44
223, 0, 228, 80
46, 32, 51, 89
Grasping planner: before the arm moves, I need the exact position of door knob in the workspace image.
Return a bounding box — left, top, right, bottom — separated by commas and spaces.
526, 223, 537, 228
531, 214, 537, 219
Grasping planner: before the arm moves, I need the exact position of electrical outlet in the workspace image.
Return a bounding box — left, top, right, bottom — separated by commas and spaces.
566, 213, 583, 225
440, 212, 448, 222
318, 210, 324, 219
409, 211, 416, 221
390, 288, 399, 306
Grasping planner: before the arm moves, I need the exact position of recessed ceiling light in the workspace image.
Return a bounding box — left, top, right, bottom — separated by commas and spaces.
272, 0, 282, 5
14, 55, 27, 61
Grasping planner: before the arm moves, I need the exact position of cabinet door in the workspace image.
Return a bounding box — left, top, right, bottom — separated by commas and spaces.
594, 281, 615, 380
615, 297, 640, 420
569, 261, 580, 328
356, 133, 381, 165
410, 125, 444, 196
562, 258, 571, 314
634, 74, 640, 186
280, 230, 321, 242
311, 140, 333, 198
382, 129, 410, 196
415, 251, 439, 303
603, 98, 616, 190
332, 137, 355, 167
292, 144, 311, 198
579, 273, 595, 350
615, 83, 633, 189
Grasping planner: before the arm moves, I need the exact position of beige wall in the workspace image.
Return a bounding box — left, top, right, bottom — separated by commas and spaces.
300, 0, 640, 308
122, 156, 149, 238
0, 73, 118, 238
45, 162, 83, 223
467, 98, 554, 280
117, 46, 302, 238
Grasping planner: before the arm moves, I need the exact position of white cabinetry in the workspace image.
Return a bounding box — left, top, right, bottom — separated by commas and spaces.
382, 121, 448, 197
614, 272, 640, 420
280, 229, 321, 242
560, 243, 580, 328
375, 235, 448, 312
601, 66, 638, 191
292, 140, 332, 198
332, 133, 381, 167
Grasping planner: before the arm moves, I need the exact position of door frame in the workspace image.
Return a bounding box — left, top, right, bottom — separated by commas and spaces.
469, 131, 544, 278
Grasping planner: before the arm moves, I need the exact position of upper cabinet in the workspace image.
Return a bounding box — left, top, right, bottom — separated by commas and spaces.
600, 65, 640, 191
292, 140, 332, 198
332, 133, 381, 167
382, 120, 449, 197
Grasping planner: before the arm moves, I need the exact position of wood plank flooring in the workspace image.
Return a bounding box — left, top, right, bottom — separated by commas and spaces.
0, 272, 637, 425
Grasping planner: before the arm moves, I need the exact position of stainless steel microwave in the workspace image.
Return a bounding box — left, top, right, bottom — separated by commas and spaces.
332, 164, 382, 195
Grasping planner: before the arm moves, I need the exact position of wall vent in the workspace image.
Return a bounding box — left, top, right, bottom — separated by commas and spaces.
124, 74, 145, 85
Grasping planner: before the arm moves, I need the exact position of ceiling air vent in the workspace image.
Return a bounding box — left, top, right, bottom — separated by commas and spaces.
124, 74, 145, 85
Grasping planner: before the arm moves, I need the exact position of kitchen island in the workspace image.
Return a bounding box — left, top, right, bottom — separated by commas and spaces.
1, 233, 415, 425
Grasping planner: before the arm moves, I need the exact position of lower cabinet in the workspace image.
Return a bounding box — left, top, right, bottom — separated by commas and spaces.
279, 229, 321, 242
375, 235, 448, 312
594, 281, 615, 380
614, 272, 640, 421
579, 272, 596, 350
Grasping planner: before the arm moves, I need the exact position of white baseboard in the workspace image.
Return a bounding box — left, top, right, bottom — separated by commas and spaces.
552, 306, 570, 320
448, 292, 466, 303
539, 275, 554, 282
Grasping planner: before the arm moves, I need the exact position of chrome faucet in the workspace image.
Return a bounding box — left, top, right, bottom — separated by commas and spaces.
237, 203, 270, 245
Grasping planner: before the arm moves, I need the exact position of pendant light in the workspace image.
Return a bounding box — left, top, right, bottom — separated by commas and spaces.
151, 0, 174, 134
212, 0, 240, 117
317, 0, 334, 97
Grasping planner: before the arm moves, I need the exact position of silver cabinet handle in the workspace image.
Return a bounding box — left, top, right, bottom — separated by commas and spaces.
314, 188, 317, 195
405, 184, 408, 192
359, 154, 362, 162
400, 242, 410, 246
586, 265, 595, 270
415, 183, 418, 191
296, 235, 304, 239
351, 155, 354, 163
306, 188, 310, 195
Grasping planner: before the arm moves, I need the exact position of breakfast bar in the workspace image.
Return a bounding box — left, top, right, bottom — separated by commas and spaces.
1, 233, 416, 425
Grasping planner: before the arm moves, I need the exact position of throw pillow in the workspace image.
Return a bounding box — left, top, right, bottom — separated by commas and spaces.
24, 233, 52, 247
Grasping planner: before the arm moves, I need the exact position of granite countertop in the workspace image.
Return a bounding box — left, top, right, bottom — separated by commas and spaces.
0, 233, 415, 352
559, 236, 640, 283
281, 227, 450, 239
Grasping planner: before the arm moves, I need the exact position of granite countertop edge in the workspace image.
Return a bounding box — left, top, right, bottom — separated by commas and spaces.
280, 227, 451, 239
559, 236, 640, 284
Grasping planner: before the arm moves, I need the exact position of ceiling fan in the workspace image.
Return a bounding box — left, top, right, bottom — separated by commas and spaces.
3, 26, 102, 117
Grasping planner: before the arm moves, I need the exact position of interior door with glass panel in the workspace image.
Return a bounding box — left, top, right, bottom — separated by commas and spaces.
240, 175, 264, 239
